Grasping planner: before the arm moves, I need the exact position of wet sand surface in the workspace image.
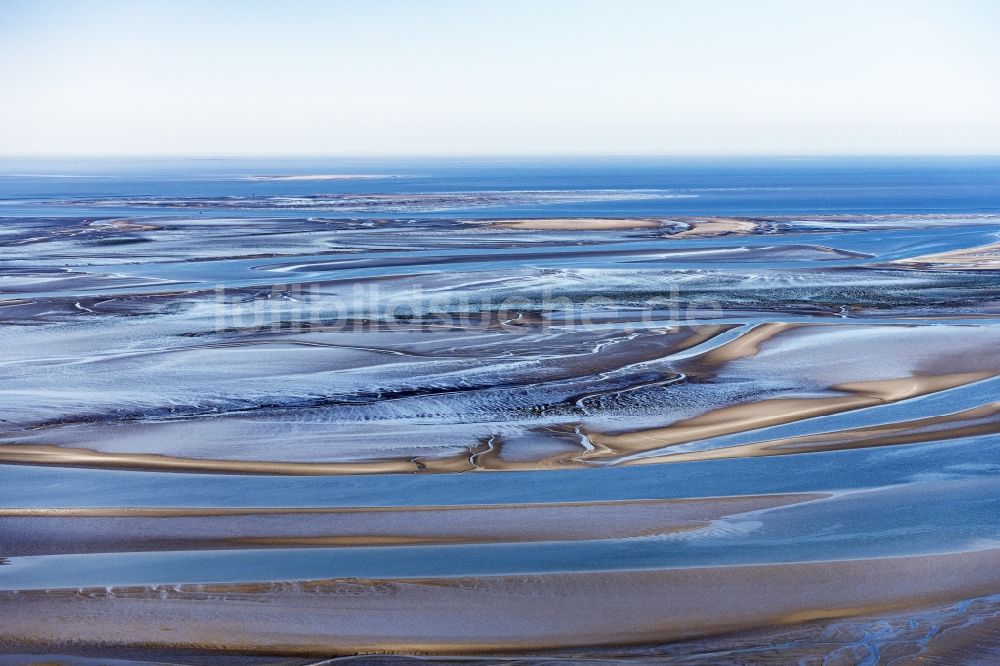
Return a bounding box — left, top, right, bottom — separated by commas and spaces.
2, 161, 1000, 662
0, 494, 823, 555
2, 549, 1000, 657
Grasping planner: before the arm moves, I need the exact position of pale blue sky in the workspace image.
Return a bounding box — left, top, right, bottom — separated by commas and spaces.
1, 0, 998, 155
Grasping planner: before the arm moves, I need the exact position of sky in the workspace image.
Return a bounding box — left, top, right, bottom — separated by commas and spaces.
1, 0, 999, 156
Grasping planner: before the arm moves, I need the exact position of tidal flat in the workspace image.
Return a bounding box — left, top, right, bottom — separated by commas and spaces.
1, 157, 999, 663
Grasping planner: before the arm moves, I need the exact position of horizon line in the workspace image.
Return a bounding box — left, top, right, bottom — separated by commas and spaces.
3, 153, 1000, 160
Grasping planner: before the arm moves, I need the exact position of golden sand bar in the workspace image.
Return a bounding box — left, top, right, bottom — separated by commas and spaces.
627, 401, 1000, 465
894, 240, 1000, 270
0, 443, 474, 475
2, 549, 999, 655
585, 371, 995, 464
0, 494, 822, 555
3, 324, 992, 475
686, 321, 802, 370
488, 218, 662, 230
1, 372, 989, 475
673, 217, 758, 237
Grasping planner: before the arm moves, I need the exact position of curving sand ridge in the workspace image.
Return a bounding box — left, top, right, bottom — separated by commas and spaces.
3, 323, 997, 475
673, 217, 758, 237
1, 374, 992, 475
587, 371, 995, 464
683, 321, 803, 371
631, 401, 1000, 464
2, 549, 1000, 656
894, 239, 1000, 270
0, 443, 476, 475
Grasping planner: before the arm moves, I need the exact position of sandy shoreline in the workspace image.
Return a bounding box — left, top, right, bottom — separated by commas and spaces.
2, 549, 999, 655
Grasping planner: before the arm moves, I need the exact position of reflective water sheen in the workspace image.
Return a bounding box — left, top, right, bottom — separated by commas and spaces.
1, 157, 999, 663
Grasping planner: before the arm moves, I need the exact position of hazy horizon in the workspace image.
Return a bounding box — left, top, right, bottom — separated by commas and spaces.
2, 0, 999, 157
3, 153, 1000, 160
